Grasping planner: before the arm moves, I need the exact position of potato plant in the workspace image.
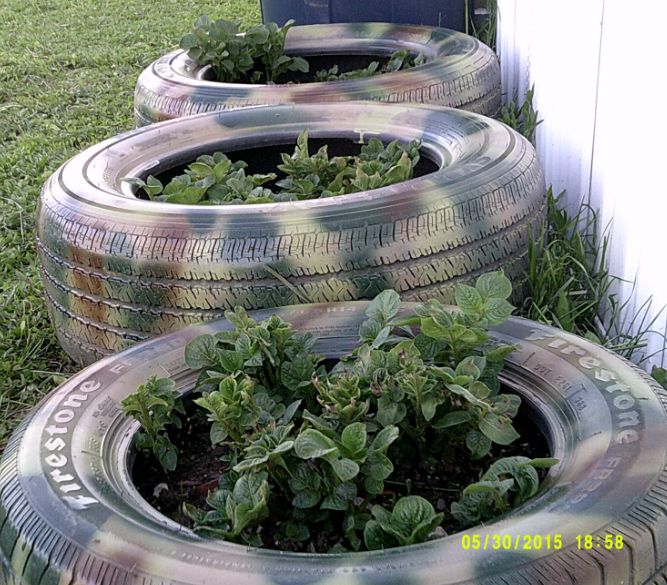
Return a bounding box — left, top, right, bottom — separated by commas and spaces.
126, 130, 422, 205
179, 17, 423, 84
123, 272, 557, 551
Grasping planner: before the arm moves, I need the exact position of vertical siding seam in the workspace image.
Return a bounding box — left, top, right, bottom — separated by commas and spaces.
586, 0, 606, 210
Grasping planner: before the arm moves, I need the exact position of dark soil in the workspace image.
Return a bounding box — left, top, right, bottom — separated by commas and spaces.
132, 392, 551, 551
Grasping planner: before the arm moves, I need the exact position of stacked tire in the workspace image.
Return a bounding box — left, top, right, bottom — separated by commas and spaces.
135, 23, 502, 126
2, 304, 667, 584
37, 102, 545, 364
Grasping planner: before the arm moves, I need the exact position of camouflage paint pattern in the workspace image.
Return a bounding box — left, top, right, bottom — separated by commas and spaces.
134, 23, 501, 126
36, 102, 545, 364
1, 303, 666, 584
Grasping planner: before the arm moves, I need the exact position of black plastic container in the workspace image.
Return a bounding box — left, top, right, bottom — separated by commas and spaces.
260, 0, 469, 31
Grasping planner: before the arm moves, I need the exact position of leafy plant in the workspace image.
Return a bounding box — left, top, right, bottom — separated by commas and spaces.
125, 271, 556, 552
276, 131, 420, 199
180, 17, 308, 83
180, 18, 426, 85
184, 471, 270, 544
500, 85, 541, 143
120, 376, 183, 471
364, 496, 444, 549
314, 50, 425, 82
466, 0, 498, 52
521, 188, 665, 362
126, 131, 422, 205
451, 456, 557, 527
652, 366, 667, 390
124, 152, 278, 205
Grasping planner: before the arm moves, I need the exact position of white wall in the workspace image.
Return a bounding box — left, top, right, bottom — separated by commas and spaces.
498, 0, 667, 369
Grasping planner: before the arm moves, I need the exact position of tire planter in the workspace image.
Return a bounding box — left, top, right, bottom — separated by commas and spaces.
134, 23, 500, 126
37, 102, 545, 365
2, 302, 667, 585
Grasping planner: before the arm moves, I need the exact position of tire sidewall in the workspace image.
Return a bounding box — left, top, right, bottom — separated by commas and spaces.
134, 23, 500, 124
5, 303, 666, 584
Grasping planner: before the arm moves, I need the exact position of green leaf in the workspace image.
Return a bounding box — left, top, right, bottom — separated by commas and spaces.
185, 334, 219, 369
486, 344, 517, 362
528, 457, 559, 468
376, 398, 406, 426
279, 399, 302, 425
463, 478, 514, 497
433, 410, 473, 429
321, 482, 356, 510
188, 162, 213, 177
218, 349, 244, 373
288, 462, 322, 494
420, 317, 450, 340
455, 284, 484, 315
292, 490, 320, 509
466, 429, 492, 459
294, 429, 337, 459
430, 366, 455, 383
555, 291, 574, 331
228, 473, 270, 536
364, 520, 391, 550
370, 425, 399, 451
159, 446, 178, 471
446, 384, 487, 407
483, 298, 514, 325
390, 496, 436, 533
455, 356, 484, 380
475, 271, 512, 300
180, 33, 199, 50
329, 457, 360, 482
370, 326, 392, 349
380, 496, 444, 545
234, 456, 269, 472
284, 521, 310, 541
359, 317, 384, 343
420, 396, 439, 421
479, 413, 520, 445
469, 381, 491, 399
363, 475, 385, 495
364, 451, 393, 481
340, 422, 367, 456
366, 289, 401, 323
490, 393, 521, 416
210, 422, 228, 444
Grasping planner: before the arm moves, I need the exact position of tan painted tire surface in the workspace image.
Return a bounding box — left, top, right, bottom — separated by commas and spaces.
134, 23, 500, 126
1, 304, 667, 584
37, 102, 545, 365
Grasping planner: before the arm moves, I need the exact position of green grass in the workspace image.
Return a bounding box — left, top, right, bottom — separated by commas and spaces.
520, 189, 664, 363
0, 0, 260, 450
1, 1, 662, 453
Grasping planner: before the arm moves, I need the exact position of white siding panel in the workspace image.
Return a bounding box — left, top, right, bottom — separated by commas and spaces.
498, 0, 604, 214
589, 1, 667, 367
498, 0, 667, 368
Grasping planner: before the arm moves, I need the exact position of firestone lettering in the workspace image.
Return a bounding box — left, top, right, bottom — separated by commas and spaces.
527, 330, 642, 445
42, 377, 103, 510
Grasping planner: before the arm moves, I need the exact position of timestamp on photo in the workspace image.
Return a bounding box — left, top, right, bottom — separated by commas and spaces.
460, 533, 625, 551
575, 534, 624, 550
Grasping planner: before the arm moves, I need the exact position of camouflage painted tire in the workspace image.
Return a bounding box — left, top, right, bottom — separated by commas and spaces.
37, 102, 545, 365
2, 303, 667, 585
134, 23, 500, 126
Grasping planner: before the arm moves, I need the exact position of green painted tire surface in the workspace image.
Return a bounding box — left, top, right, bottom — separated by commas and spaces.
134, 23, 500, 126
37, 102, 544, 364
1, 303, 667, 584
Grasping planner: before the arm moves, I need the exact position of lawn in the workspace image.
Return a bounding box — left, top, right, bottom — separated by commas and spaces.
0, 0, 260, 450
2, 0, 662, 455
